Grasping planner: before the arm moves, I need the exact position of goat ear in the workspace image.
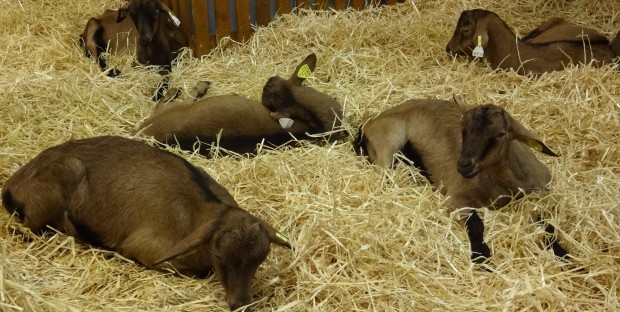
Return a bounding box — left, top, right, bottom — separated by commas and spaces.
117, 7, 129, 23
508, 115, 559, 157
151, 220, 217, 266
288, 53, 317, 87
157, 0, 172, 13
259, 220, 292, 249
473, 22, 489, 50
452, 93, 473, 113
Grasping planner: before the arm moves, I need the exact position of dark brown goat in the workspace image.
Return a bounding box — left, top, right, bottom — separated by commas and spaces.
355, 96, 568, 264
611, 31, 620, 58
446, 9, 616, 74
135, 54, 344, 156
2, 136, 291, 310
80, 0, 187, 83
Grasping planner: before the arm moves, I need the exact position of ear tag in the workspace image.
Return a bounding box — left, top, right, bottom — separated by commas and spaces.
168, 11, 181, 26
275, 232, 289, 243
530, 141, 543, 152
297, 64, 312, 79
279, 118, 294, 129
472, 35, 484, 58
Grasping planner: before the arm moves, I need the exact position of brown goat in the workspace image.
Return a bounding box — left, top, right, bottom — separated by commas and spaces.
611, 31, 620, 58
80, 0, 187, 87
135, 54, 344, 156
521, 17, 609, 44
355, 96, 567, 264
1, 136, 291, 310
446, 9, 616, 75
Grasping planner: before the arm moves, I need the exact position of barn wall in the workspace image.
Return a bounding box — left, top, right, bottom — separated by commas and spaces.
162, 0, 403, 56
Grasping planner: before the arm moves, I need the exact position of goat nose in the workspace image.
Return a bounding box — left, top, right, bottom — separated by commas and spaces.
457, 158, 480, 178
139, 35, 151, 46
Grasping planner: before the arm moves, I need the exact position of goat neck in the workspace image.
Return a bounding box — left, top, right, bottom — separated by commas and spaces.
459, 140, 551, 209
482, 17, 536, 74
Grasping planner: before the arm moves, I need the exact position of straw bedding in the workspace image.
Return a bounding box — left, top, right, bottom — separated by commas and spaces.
1, 0, 619, 311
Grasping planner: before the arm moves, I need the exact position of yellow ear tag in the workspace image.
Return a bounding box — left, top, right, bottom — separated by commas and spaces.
275, 232, 289, 243
297, 64, 312, 79
472, 35, 484, 58
527, 140, 543, 152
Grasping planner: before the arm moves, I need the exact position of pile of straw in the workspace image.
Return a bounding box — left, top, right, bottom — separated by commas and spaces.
1, 0, 618, 311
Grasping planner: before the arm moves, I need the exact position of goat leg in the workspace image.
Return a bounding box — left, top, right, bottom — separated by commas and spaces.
541, 221, 569, 259
152, 65, 171, 102
465, 211, 491, 263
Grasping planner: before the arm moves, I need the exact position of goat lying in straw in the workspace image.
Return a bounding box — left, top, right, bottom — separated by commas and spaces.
355, 95, 569, 265
2, 136, 291, 310
80, 0, 187, 99
135, 53, 345, 156
446, 9, 618, 74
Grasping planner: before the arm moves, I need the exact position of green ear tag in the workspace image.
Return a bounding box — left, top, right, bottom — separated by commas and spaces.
297, 64, 312, 79
527, 140, 543, 152
275, 232, 289, 243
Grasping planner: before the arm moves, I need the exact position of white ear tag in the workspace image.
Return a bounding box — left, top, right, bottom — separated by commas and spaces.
279, 118, 294, 129
472, 35, 484, 58
168, 11, 181, 26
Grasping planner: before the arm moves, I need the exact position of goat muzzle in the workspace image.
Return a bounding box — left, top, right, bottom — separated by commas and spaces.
139, 35, 152, 46
457, 159, 480, 178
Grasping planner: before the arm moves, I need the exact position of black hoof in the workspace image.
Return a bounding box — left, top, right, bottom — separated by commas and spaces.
107, 68, 121, 78
152, 81, 169, 102
471, 241, 491, 264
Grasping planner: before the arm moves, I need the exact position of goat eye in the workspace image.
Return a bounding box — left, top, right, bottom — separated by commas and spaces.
496, 132, 507, 138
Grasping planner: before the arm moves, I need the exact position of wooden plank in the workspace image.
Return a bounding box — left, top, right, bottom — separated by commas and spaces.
276, 0, 291, 14
296, 1, 308, 10
332, 0, 348, 10
235, 0, 252, 42
351, 0, 364, 10
256, 0, 271, 26
192, 0, 212, 56
385, 0, 398, 4
214, 0, 231, 41
315, 0, 329, 10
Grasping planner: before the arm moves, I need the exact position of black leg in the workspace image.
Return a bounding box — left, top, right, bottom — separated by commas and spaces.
152, 65, 171, 102
465, 211, 491, 264
542, 222, 569, 259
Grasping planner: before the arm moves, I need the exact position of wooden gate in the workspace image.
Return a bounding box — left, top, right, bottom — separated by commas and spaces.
162, 0, 403, 56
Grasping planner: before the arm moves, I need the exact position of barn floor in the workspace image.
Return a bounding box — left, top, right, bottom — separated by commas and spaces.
1, 0, 619, 311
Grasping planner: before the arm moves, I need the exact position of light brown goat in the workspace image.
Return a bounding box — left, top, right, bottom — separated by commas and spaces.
135, 53, 344, 156
1, 136, 291, 310
80, 0, 187, 78
355, 97, 567, 264
446, 9, 617, 74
